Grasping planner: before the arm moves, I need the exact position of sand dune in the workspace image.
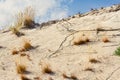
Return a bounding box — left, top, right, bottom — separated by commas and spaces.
0, 4, 120, 80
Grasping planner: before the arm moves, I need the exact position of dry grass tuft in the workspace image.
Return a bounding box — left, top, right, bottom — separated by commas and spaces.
73, 36, 90, 45
102, 37, 109, 43
73, 39, 85, 45
19, 48, 26, 52
10, 27, 24, 37
12, 49, 19, 55
41, 62, 53, 74
23, 41, 33, 51
16, 64, 26, 74
84, 67, 94, 72
89, 58, 101, 63
23, 7, 35, 28
20, 53, 27, 57
20, 75, 31, 80
10, 6, 35, 35
9, 12, 24, 37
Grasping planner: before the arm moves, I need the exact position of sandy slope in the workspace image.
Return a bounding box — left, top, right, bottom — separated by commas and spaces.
0, 6, 120, 80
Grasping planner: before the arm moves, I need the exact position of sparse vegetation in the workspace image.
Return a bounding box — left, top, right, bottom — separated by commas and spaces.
16, 64, 26, 74
102, 37, 109, 43
20, 53, 27, 56
89, 58, 101, 63
41, 62, 53, 74
10, 6, 36, 36
23, 6, 35, 28
12, 49, 19, 55
23, 40, 33, 51
10, 27, 24, 37
9, 12, 24, 36
19, 48, 26, 52
114, 46, 120, 56
1, 4, 120, 80
73, 36, 90, 45
84, 67, 94, 72
73, 39, 85, 45
11, 40, 33, 55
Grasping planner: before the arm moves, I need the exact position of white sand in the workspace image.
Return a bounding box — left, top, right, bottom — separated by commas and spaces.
0, 7, 120, 80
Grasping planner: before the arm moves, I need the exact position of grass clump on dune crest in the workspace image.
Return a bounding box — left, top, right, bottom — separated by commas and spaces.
10, 12, 24, 37
23, 6, 35, 28
10, 26, 24, 37
10, 6, 36, 36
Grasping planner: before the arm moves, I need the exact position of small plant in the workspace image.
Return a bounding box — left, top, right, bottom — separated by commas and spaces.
23, 41, 33, 51
41, 62, 53, 74
19, 48, 26, 52
73, 39, 85, 45
114, 46, 120, 56
20, 53, 27, 56
16, 64, 26, 74
12, 49, 19, 55
20, 75, 31, 80
10, 6, 36, 35
84, 67, 94, 72
23, 6, 35, 28
9, 12, 24, 37
10, 27, 24, 37
102, 37, 109, 43
73, 36, 90, 45
89, 58, 101, 63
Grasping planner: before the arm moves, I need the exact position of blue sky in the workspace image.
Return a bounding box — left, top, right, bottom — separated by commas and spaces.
0, 0, 120, 28
68, 0, 120, 15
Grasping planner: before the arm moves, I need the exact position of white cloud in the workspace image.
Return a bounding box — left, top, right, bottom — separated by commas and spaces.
0, 0, 72, 28
50, 8, 68, 20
